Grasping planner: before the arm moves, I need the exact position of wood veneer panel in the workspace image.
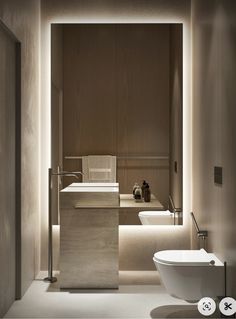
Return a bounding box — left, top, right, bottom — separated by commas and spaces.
63, 25, 170, 222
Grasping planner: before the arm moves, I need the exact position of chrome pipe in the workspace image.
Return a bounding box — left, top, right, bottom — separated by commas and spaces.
44, 168, 57, 283
44, 168, 83, 283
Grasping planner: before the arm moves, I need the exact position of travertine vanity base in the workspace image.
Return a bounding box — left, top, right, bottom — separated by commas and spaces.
60, 183, 119, 289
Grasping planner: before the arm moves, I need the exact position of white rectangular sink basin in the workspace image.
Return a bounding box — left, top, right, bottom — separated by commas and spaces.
60, 182, 119, 208
69, 182, 119, 187
63, 182, 119, 192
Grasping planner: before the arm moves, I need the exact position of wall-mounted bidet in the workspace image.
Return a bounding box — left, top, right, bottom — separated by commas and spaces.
138, 210, 174, 225
153, 249, 224, 302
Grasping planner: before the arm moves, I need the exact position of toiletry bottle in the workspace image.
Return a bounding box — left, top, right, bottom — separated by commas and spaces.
134, 186, 142, 201
141, 180, 148, 198
144, 184, 151, 202
133, 182, 139, 198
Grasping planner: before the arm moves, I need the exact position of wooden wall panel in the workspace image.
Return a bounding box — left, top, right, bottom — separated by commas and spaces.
63, 25, 117, 157
51, 24, 64, 224
63, 24, 170, 222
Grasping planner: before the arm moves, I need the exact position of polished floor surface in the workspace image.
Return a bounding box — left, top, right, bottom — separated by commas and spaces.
5, 271, 219, 318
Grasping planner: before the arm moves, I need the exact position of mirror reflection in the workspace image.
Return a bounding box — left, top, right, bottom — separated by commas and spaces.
51, 24, 183, 225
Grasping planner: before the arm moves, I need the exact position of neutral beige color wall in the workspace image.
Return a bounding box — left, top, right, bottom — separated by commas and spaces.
192, 0, 236, 297
0, 0, 41, 301
41, 0, 192, 271
62, 24, 170, 217
0, 24, 16, 318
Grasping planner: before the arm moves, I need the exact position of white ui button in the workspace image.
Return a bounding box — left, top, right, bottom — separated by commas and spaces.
198, 297, 216, 316
219, 297, 236, 317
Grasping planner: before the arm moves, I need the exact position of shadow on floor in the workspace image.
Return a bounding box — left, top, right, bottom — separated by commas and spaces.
46, 283, 161, 294
150, 305, 221, 318
45, 271, 162, 294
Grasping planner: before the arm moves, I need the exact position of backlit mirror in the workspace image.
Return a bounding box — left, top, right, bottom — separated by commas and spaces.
51, 24, 183, 225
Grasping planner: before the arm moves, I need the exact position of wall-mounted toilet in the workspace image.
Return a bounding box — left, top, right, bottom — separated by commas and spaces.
153, 249, 224, 301
138, 210, 174, 225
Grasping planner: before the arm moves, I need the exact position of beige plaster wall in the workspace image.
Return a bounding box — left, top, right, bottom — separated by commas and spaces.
192, 0, 236, 297
41, 0, 192, 271
0, 23, 16, 318
0, 0, 41, 303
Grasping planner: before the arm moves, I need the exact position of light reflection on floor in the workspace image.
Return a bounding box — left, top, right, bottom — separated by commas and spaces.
5, 271, 220, 318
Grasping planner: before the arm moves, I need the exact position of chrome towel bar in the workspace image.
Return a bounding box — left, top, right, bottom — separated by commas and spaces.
65, 155, 169, 160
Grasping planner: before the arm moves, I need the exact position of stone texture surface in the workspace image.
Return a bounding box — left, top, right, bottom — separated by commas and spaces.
0, 23, 16, 318
0, 0, 41, 316
5, 271, 199, 319
192, 0, 236, 298
60, 208, 119, 288
60, 189, 120, 209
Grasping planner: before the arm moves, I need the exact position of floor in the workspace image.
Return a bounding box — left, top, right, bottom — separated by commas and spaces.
5, 271, 220, 318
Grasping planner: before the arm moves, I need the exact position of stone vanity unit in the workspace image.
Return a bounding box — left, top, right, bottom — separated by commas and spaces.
60, 183, 119, 289
59, 182, 164, 289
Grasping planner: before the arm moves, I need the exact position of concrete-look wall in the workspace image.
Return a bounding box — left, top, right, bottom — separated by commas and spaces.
0, 23, 16, 318
0, 0, 41, 303
41, 0, 192, 271
192, 0, 236, 297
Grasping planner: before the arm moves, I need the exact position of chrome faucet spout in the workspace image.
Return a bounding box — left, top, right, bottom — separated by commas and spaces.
52, 170, 84, 183
52, 170, 84, 178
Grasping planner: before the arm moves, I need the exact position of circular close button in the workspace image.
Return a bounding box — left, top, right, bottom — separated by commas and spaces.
219, 297, 236, 317
198, 297, 216, 316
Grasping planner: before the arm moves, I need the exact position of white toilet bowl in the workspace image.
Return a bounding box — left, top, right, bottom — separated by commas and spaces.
138, 210, 174, 225
153, 249, 224, 301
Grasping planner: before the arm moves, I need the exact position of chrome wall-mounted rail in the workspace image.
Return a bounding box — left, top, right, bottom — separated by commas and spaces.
190, 212, 208, 238
64, 155, 169, 160
190, 212, 200, 233
190, 212, 208, 249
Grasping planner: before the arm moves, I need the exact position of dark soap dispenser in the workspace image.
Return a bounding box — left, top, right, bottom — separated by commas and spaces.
144, 183, 151, 202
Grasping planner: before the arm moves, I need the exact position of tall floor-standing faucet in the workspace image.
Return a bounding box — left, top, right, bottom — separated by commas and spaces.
44, 168, 83, 283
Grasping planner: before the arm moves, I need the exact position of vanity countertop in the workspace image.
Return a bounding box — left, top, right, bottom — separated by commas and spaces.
119, 194, 164, 209
72, 193, 164, 209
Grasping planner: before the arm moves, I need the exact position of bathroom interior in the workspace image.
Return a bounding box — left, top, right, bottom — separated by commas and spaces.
0, 0, 236, 318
